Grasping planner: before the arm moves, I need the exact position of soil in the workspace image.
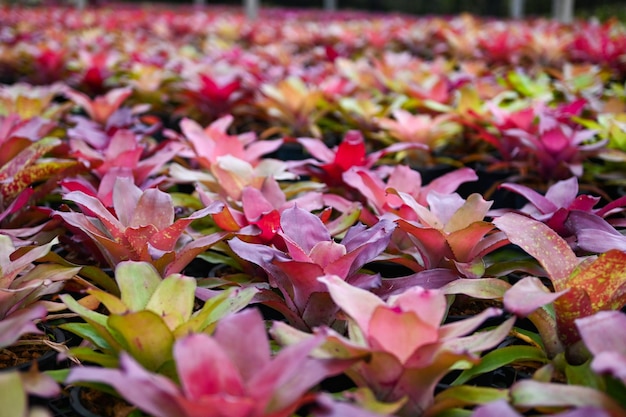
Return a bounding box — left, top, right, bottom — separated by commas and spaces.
76, 388, 137, 417
0, 333, 51, 369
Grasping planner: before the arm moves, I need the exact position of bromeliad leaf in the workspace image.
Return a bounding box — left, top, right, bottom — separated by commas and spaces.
0, 136, 76, 204
61, 261, 257, 373
495, 212, 626, 347
55, 177, 226, 274
493, 212, 578, 291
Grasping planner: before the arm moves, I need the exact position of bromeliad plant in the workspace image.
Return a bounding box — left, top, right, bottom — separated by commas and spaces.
2, 5, 626, 417
228, 204, 393, 330
391, 190, 509, 278
494, 212, 626, 359
60, 260, 257, 377
65, 307, 357, 417
0, 235, 79, 348
53, 177, 227, 275
272, 275, 515, 417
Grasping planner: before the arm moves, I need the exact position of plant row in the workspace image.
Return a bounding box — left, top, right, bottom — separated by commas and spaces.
0, 4, 625, 417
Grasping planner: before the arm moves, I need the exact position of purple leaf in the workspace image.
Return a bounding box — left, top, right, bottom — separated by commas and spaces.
67, 354, 188, 417
0, 305, 46, 348
280, 205, 330, 254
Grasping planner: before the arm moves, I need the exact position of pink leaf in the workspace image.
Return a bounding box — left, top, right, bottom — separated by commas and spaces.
320, 275, 384, 333
0, 305, 46, 347
503, 277, 568, 317
368, 306, 438, 363
130, 188, 174, 230
493, 213, 578, 291
213, 309, 271, 382
175, 333, 246, 399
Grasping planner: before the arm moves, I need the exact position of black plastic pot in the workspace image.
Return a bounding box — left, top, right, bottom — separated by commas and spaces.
1, 324, 67, 373
69, 388, 101, 417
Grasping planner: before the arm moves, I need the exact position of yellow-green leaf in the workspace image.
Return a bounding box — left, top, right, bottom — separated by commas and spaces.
108, 311, 174, 372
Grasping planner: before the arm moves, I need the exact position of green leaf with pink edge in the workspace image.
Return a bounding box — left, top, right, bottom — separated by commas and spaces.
0, 235, 59, 282
108, 310, 175, 372
493, 212, 578, 291
511, 380, 625, 415
442, 278, 511, 300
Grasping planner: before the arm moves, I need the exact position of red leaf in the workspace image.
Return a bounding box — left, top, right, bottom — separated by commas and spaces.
334, 130, 366, 171
554, 287, 593, 346
568, 250, 626, 312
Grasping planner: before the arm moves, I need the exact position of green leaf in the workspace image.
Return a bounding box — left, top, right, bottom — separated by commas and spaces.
271, 321, 369, 360
433, 410, 473, 417
175, 286, 257, 336
146, 274, 195, 330
451, 345, 548, 386
60, 294, 108, 327
45, 369, 71, 384
108, 311, 174, 371
0, 371, 26, 417
65, 346, 119, 368
565, 360, 605, 390
60, 322, 114, 352
429, 385, 508, 416
606, 376, 626, 409
36, 251, 119, 294
197, 252, 241, 270
88, 289, 127, 315
115, 262, 162, 311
